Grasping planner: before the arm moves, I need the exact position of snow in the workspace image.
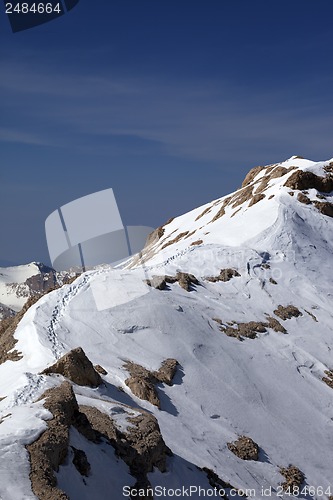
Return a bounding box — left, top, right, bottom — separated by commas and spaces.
0, 158, 332, 499
0, 263, 41, 312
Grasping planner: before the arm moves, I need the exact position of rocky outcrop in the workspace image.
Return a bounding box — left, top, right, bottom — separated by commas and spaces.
27, 379, 172, 499
284, 170, 333, 193
152, 358, 178, 386
227, 436, 259, 461
273, 305, 302, 320
42, 347, 102, 387
297, 192, 312, 205
27, 382, 78, 500
206, 268, 241, 283
313, 201, 333, 218
242, 165, 265, 187
124, 359, 179, 407
279, 465, 304, 491
145, 272, 199, 292
176, 272, 199, 291
0, 295, 41, 365
220, 315, 286, 340
80, 404, 171, 495
322, 369, 333, 390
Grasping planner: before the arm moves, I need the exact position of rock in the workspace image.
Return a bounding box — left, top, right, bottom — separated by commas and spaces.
206, 268, 241, 283
79, 404, 172, 479
227, 435, 259, 461
242, 165, 265, 187
322, 369, 333, 389
161, 232, 189, 250
94, 364, 108, 375
297, 192, 312, 205
153, 359, 178, 386
274, 305, 302, 320
145, 276, 167, 290
125, 376, 160, 408
27, 382, 78, 500
124, 359, 179, 407
248, 193, 266, 206
313, 201, 333, 218
284, 170, 333, 193
279, 465, 304, 491
71, 447, 90, 477
0, 295, 41, 365
42, 347, 102, 387
176, 272, 199, 291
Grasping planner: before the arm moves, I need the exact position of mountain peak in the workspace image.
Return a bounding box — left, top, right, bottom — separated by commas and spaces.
130, 157, 333, 270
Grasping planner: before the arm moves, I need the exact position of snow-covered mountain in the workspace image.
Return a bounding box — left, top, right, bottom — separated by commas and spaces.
0, 156, 332, 500
0, 263, 76, 320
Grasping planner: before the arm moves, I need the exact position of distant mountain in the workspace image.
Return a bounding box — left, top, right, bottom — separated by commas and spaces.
0, 156, 332, 499
0, 262, 76, 320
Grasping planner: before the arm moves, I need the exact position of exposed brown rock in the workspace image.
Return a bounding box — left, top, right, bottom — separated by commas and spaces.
124, 359, 179, 407
220, 321, 267, 340
94, 364, 108, 375
145, 273, 197, 292
125, 376, 160, 408
145, 276, 168, 290
184, 230, 196, 239
206, 268, 241, 283
210, 197, 231, 223
0, 295, 41, 365
324, 161, 333, 173
322, 370, 333, 390
269, 278, 277, 285
284, 170, 333, 193
248, 193, 266, 206
231, 185, 253, 209
313, 201, 333, 218
297, 192, 311, 205
279, 465, 304, 491
145, 226, 165, 247
274, 305, 302, 320
266, 316, 287, 333
227, 435, 259, 461
176, 272, 199, 291
195, 206, 212, 221
210, 205, 225, 222
27, 382, 78, 500
80, 404, 171, 482
42, 347, 102, 388
212, 317, 222, 325
220, 315, 286, 340
191, 239, 203, 246
241, 165, 265, 187
152, 358, 178, 386
161, 231, 189, 250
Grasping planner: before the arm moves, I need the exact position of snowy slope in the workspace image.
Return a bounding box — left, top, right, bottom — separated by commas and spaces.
0, 156, 332, 500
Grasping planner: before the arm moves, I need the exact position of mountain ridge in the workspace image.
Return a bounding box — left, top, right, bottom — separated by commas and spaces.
0, 156, 332, 500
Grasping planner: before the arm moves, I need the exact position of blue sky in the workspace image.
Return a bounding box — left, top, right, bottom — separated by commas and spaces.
1, 0, 333, 265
